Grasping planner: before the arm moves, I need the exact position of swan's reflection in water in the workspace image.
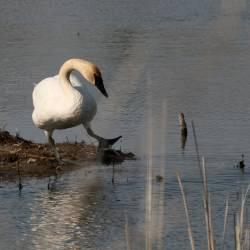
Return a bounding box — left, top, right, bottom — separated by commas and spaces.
26, 165, 134, 250
27, 169, 101, 249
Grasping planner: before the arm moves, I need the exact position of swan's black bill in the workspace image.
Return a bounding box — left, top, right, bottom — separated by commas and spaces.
95, 75, 108, 98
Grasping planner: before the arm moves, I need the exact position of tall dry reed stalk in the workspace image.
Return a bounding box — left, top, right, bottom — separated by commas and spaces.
177, 121, 250, 250
125, 118, 250, 250
178, 155, 250, 250
235, 184, 250, 250
145, 76, 153, 250
202, 157, 215, 250
191, 121, 215, 250
177, 172, 196, 250
124, 212, 131, 250
177, 157, 215, 250
222, 198, 229, 250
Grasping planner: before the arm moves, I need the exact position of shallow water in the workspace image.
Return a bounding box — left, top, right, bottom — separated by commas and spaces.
1, 0, 250, 249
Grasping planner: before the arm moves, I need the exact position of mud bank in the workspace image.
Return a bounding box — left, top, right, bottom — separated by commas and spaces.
0, 131, 135, 177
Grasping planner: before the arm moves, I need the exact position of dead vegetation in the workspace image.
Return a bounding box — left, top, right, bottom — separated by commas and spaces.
0, 130, 135, 177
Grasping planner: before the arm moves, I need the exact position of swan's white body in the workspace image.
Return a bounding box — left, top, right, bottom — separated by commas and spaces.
32, 58, 118, 163
32, 74, 96, 130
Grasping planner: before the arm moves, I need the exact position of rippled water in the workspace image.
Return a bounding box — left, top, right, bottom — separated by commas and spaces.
1, 0, 250, 249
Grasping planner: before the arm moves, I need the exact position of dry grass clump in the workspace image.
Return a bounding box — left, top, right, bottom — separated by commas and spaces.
176, 122, 250, 250
177, 160, 250, 250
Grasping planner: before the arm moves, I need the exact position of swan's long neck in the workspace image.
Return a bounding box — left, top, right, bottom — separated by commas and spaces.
58, 59, 96, 94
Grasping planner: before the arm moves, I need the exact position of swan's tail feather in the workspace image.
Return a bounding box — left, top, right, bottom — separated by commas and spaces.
98, 136, 122, 149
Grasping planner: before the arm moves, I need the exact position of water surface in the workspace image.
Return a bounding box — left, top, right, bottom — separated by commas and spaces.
0, 0, 250, 249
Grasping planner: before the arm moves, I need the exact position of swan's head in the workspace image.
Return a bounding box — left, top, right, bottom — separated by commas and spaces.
69, 59, 109, 98
82, 66, 108, 98
59, 59, 109, 98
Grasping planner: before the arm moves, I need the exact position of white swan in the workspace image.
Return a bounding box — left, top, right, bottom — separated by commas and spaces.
32, 58, 121, 163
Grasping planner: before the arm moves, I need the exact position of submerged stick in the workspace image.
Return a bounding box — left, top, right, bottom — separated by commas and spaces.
179, 113, 188, 149
17, 162, 23, 191
112, 162, 115, 184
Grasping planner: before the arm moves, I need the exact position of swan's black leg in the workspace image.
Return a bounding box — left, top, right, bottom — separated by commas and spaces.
45, 130, 64, 164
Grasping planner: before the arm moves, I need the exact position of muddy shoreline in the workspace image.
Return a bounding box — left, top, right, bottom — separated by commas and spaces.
0, 130, 135, 178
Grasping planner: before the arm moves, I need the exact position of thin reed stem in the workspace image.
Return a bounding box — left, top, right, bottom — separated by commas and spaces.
177, 172, 196, 250
237, 184, 250, 250
145, 159, 152, 250
124, 212, 131, 250
201, 158, 213, 250
192, 122, 215, 250
234, 213, 237, 250
17, 162, 23, 191
222, 198, 229, 250
191, 121, 202, 179
208, 194, 215, 250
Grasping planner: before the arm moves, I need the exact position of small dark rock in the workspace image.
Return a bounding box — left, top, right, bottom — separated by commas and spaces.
156, 175, 163, 182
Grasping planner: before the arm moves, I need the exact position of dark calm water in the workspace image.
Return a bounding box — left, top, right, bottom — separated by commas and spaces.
1, 0, 250, 249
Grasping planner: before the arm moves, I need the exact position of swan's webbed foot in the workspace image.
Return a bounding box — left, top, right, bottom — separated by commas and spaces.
56, 158, 65, 166
56, 164, 64, 171
84, 125, 122, 149
53, 154, 65, 171
98, 136, 122, 149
